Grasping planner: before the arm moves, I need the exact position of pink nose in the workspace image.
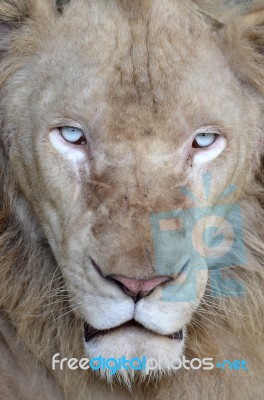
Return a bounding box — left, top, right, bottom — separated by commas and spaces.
108, 274, 171, 301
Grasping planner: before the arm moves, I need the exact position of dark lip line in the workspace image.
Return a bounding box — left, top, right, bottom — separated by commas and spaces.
84, 319, 184, 342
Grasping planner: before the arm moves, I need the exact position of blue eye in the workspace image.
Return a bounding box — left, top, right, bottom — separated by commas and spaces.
193, 133, 217, 148
60, 127, 87, 145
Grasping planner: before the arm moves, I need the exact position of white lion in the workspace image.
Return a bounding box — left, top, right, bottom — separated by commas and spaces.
0, 0, 263, 399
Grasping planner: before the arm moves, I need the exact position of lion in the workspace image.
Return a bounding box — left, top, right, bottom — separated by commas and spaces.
0, 0, 263, 399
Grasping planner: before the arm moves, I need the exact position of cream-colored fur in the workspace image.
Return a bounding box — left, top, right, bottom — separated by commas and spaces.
0, 0, 263, 399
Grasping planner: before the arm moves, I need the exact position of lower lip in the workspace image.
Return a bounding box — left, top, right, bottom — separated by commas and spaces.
84, 321, 183, 342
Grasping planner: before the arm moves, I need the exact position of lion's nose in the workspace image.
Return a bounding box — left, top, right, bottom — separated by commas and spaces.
108, 274, 172, 301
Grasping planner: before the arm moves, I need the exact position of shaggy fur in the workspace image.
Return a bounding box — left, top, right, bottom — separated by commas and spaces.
0, 0, 263, 399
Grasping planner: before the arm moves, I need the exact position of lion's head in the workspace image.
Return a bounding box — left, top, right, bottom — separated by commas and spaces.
0, 0, 264, 397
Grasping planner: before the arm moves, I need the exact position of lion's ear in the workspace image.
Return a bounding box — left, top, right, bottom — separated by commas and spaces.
223, 8, 264, 95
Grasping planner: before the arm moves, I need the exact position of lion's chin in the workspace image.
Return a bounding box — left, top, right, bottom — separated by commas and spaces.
83, 325, 185, 387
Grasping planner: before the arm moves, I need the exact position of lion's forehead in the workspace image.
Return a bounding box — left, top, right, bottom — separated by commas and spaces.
26, 0, 246, 137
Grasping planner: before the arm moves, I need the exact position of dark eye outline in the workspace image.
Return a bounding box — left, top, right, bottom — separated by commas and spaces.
192, 133, 218, 149
59, 126, 87, 145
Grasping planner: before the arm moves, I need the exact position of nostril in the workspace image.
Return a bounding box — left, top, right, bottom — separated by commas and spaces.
120, 285, 141, 302
107, 274, 172, 300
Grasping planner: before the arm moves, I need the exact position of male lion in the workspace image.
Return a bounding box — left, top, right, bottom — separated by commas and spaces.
0, 0, 263, 399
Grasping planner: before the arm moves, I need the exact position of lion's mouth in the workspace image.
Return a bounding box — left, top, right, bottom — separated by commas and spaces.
84, 320, 183, 342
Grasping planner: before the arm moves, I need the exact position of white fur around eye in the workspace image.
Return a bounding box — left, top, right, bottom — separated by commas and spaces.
193, 135, 226, 165
49, 129, 87, 165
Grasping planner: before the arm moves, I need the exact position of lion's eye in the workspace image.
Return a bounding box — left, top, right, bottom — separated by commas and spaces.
192, 133, 217, 148
60, 127, 87, 145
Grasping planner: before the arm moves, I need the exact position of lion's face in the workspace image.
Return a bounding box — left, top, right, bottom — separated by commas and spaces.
2, 0, 263, 382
